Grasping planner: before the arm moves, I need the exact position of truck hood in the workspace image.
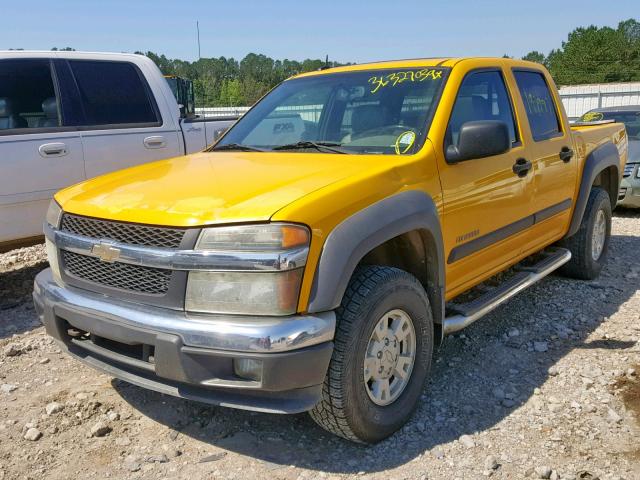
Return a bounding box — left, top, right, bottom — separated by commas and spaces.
56, 151, 373, 227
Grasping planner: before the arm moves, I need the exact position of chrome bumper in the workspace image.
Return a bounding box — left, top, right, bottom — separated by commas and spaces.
33, 269, 335, 413
33, 269, 335, 353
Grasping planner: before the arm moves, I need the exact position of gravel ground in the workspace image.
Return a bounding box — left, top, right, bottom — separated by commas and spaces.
0, 212, 639, 480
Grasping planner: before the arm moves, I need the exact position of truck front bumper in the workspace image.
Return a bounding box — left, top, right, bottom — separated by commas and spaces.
33, 269, 335, 414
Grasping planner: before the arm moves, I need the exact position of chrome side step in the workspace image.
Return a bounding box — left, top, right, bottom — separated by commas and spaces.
443, 248, 571, 335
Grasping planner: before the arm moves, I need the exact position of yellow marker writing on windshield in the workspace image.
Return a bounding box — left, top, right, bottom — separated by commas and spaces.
368, 69, 442, 94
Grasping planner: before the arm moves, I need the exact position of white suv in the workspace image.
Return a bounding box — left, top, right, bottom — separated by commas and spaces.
0, 51, 237, 252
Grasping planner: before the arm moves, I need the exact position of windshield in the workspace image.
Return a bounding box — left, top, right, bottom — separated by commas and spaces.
213, 67, 448, 155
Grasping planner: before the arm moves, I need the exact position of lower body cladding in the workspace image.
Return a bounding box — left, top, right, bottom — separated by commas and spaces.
32, 269, 335, 414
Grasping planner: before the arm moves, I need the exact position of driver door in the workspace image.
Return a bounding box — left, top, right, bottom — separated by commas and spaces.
437, 68, 535, 297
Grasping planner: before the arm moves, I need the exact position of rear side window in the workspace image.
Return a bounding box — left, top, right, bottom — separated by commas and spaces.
69, 60, 159, 127
513, 70, 562, 141
446, 70, 518, 148
0, 59, 61, 131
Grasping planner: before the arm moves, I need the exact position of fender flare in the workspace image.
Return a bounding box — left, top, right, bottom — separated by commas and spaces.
307, 190, 445, 325
566, 142, 620, 238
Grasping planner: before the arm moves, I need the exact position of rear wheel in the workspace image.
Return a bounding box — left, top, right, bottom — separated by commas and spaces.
309, 265, 433, 443
558, 187, 612, 280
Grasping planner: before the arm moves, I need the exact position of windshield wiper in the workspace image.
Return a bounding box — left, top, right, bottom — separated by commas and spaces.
271, 141, 348, 154
212, 143, 265, 152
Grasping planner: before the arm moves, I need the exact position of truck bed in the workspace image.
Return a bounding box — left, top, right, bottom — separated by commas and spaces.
571, 121, 628, 163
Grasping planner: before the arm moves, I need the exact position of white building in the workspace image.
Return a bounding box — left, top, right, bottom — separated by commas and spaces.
559, 82, 640, 121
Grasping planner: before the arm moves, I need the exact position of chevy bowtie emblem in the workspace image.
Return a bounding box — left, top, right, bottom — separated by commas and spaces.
91, 242, 121, 263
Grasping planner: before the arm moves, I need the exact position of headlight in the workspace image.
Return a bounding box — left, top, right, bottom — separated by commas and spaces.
196, 223, 309, 251
45, 239, 63, 285
186, 269, 304, 315
46, 200, 62, 228
186, 223, 310, 316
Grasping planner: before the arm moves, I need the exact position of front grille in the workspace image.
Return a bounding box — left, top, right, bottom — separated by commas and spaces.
61, 214, 186, 248
62, 251, 171, 295
623, 163, 637, 178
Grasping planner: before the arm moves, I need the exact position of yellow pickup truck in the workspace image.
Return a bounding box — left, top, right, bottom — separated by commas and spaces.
33, 58, 627, 443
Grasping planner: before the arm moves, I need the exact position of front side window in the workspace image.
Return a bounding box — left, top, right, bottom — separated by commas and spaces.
69, 60, 159, 127
0, 59, 60, 131
513, 70, 562, 141
446, 70, 518, 150
215, 67, 448, 155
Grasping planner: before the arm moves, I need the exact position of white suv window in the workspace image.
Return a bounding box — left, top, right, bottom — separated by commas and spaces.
0, 59, 61, 132
69, 60, 159, 127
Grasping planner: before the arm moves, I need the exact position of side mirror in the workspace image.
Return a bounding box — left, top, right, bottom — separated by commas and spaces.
213, 127, 230, 141
446, 120, 511, 163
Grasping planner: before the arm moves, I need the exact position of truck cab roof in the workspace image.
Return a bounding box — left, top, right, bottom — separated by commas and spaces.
293, 57, 546, 79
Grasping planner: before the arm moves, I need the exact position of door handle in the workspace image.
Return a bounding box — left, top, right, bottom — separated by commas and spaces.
559, 146, 574, 163
38, 142, 68, 158
143, 136, 167, 149
186, 126, 202, 133
512, 158, 532, 177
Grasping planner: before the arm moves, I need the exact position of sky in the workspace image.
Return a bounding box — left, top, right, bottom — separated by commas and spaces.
1, 0, 636, 64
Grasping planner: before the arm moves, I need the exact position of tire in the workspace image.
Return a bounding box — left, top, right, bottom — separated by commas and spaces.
309, 265, 433, 443
558, 187, 612, 280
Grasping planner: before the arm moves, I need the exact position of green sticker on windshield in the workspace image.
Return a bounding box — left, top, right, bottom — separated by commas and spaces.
395, 131, 416, 154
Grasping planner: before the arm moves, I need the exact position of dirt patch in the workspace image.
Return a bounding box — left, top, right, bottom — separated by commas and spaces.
612, 366, 640, 425
612, 366, 640, 461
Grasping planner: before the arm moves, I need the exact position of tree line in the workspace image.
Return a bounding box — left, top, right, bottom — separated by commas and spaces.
522, 18, 640, 85
139, 52, 344, 108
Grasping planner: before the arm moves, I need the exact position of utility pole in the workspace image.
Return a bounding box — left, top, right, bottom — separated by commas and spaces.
196, 21, 201, 59
195, 20, 208, 128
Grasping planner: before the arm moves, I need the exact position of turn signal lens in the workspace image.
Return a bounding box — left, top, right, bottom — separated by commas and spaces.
281, 225, 310, 248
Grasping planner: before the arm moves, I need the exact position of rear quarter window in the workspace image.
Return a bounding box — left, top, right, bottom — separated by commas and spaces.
513, 70, 562, 141
69, 60, 160, 127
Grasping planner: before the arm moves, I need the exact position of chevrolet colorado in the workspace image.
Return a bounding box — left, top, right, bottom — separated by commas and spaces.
33, 58, 627, 443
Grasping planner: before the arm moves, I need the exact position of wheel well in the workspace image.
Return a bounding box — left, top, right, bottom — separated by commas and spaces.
592, 165, 618, 207
357, 229, 444, 342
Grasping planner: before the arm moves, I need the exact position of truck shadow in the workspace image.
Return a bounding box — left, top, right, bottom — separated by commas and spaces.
0, 262, 48, 339
614, 206, 640, 218
114, 229, 639, 474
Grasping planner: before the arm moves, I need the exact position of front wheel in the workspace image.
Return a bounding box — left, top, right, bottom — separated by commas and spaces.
558, 187, 612, 280
309, 266, 433, 443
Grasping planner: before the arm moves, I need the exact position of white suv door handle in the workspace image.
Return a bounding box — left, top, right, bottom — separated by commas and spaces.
38, 142, 68, 158
143, 136, 167, 149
